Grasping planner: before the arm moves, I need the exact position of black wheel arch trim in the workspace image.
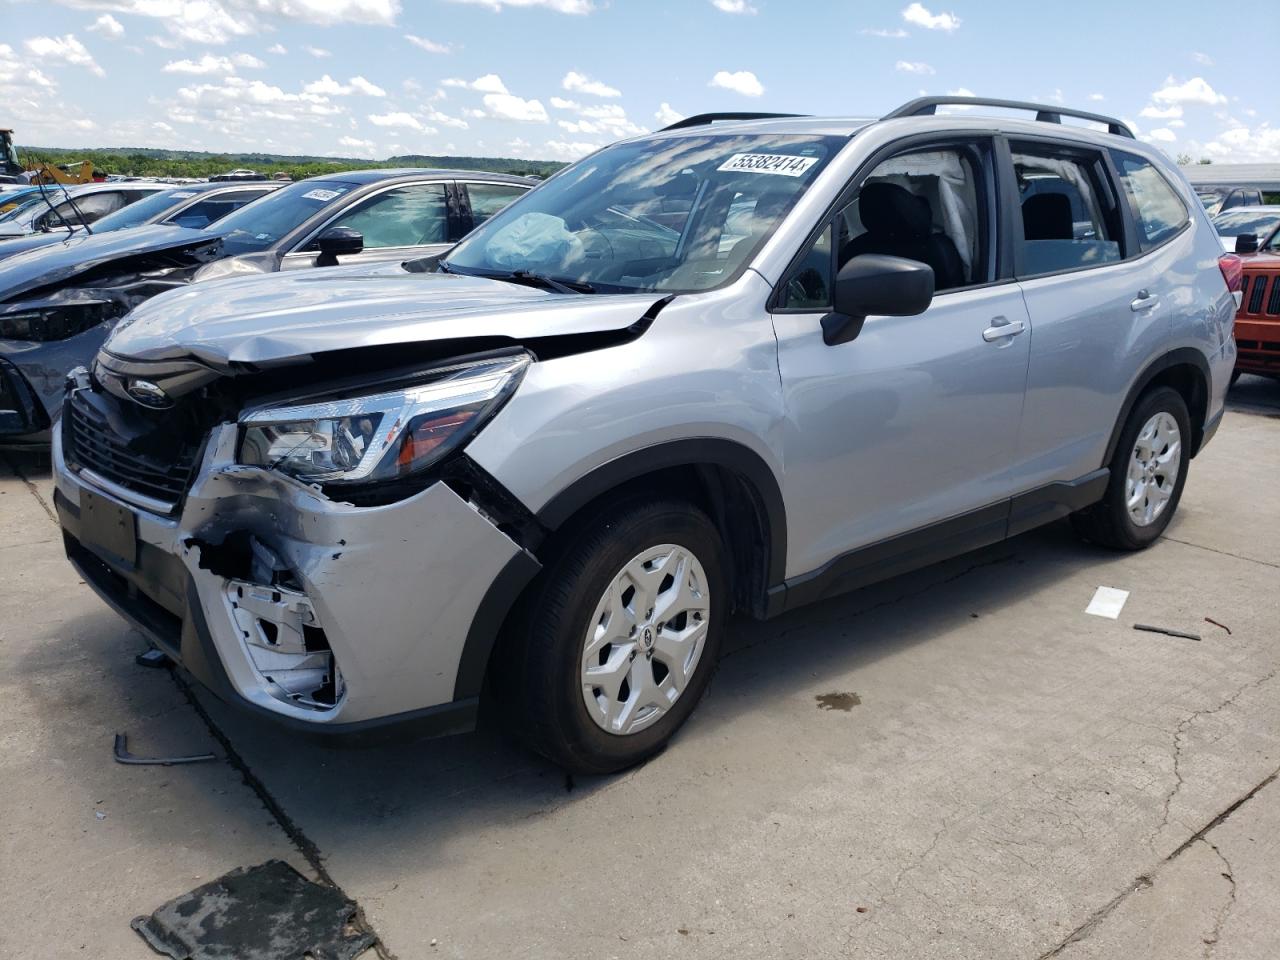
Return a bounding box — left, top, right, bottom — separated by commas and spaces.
452, 438, 788, 700
1103, 348, 1213, 465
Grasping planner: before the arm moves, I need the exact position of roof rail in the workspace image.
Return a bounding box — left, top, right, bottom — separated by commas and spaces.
660, 112, 808, 132
882, 96, 1135, 139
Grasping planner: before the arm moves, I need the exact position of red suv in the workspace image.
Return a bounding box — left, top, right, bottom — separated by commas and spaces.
1234, 225, 1280, 379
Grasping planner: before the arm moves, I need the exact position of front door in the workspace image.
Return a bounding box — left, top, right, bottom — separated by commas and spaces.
771, 139, 1031, 581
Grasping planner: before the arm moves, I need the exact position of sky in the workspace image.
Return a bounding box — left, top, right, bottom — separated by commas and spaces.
1, 0, 1277, 164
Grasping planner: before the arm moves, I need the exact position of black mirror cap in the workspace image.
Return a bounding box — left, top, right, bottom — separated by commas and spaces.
316, 226, 363, 266
822, 254, 935, 346
1235, 233, 1259, 254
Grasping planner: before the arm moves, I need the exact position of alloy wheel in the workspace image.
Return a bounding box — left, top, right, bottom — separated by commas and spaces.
1125, 411, 1181, 527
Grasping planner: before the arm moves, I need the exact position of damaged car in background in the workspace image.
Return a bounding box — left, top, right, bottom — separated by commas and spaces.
0, 169, 530, 446
0, 180, 281, 264
54, 100, 1235, 774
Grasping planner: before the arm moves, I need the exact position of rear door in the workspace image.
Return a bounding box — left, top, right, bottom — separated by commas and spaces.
281, 180, 453, 269
1010, 137, 1168, 494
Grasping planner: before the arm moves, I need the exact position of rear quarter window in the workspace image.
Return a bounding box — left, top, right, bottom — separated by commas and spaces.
1114, 154, 1189, 250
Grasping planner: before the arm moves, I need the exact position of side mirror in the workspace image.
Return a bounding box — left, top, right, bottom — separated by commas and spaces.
821, 254, 935, 346
1235, 233, 1259, 255
315, 226, 363, 266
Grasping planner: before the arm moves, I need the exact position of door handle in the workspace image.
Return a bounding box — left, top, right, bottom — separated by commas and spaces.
1130, 290, 1160, 312
982, 318, 1027, 342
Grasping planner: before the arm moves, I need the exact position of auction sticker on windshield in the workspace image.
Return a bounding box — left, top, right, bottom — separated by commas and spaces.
302, 188, 343, 202
717, 154, 819, 177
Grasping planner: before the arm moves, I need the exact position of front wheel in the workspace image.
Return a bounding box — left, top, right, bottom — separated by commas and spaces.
500, 499, 727, 774
1071, 385, 1191, 550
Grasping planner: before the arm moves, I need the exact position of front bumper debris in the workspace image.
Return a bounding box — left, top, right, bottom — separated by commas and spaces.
54, 405, 524, 733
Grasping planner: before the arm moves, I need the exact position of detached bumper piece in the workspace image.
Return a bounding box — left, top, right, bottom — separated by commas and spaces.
132, 859, 375, 960
0, 357, 49, 437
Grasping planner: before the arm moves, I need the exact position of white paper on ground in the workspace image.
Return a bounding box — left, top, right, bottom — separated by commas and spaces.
1085, 586, 1130, 619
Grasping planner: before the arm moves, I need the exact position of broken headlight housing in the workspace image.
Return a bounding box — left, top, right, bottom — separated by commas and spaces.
238, 353, 530, 489
0, 300, 116, 342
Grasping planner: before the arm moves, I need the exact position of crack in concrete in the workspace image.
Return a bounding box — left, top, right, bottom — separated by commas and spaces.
1035, 766, 1279, 959
2, 453, 57, 525
1157, 669, 1280, 839
1158, 534, 1280, 570
1200, 839, 1237, 958
169, 670, 399, 960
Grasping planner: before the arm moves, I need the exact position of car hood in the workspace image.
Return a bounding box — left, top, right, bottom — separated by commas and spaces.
0, 229, 83, 263
105, 263, 666, 369
0, 224, 220, 302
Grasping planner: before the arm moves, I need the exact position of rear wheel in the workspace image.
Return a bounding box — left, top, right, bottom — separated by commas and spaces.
501, 499, 727, 774
1071, 386, 1190, 550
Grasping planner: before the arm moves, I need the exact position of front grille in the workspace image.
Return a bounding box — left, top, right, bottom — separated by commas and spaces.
67, 391, 197, 506
1269, 279, 1280, 316
1245, 273, 1269, 314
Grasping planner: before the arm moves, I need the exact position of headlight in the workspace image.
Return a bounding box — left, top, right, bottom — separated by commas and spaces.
0, 300, 116, 342
237, 353, 530, 487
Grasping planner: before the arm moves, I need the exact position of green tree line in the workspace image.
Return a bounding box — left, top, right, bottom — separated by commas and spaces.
17, 145, 566, 181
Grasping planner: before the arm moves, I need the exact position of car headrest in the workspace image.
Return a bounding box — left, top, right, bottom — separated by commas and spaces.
1022, 192, 1074, 241
859, 182, 933, 240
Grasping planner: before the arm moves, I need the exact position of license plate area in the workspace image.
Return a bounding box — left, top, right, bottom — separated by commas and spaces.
80, 487, 138, 569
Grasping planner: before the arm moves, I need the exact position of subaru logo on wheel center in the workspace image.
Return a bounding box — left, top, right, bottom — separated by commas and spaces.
126, 379, 172, 409
643, 627, 653, 649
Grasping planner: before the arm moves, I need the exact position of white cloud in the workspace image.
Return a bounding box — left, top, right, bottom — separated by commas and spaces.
1152, 76, 1226, 106
267, 42, 287, 54
368, 111, 431, 131
424, 106, 468, 129
710, 0, 756, 12
444, 0, 596, 11
463, 107, 485, 118
87, 13, 124, 37
339, 135, 376, 153
45, 0, 396, 46
861, 26, 907, 37
446, 74, 509, 94
1088, 93, 1105, 101
406, 34, 451, 53
1139, 103, 1183, 120
655, 102, 683, 126
164, 54, 236, 74
1147, 128, 1177, 143
24, 34, 104, 76
1167, 119, 1185, 128
544, 139, 601, 160
562, 70, 620, 98
901, 2, 960, 31
306, 46, 331, 57
709, 69, 763, 98
482, 92, 549, 122
550, 96, 580, 110
1191, 51, 1213, 66
304, 74, 386, 96
895, 60, 934, 75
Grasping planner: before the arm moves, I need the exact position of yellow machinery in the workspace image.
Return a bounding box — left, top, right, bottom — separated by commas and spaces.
0, 130, 102, 185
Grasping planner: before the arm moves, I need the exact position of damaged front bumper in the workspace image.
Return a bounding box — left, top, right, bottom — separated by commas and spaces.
54, 411, 533, 737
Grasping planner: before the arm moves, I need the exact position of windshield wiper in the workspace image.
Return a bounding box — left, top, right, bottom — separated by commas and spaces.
497, 270, 596, 295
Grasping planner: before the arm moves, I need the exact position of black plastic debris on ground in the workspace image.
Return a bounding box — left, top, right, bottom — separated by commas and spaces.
132, 859, 375, 960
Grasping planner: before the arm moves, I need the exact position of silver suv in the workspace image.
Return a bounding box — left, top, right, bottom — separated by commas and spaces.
53, 98, 1239, 774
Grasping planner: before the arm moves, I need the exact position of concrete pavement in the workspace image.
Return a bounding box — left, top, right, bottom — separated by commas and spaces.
2, 379, 1278, 959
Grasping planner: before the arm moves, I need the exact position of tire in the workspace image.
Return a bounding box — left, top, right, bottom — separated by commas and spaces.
499, 498, 728, 775
1071, 385, 1191, 550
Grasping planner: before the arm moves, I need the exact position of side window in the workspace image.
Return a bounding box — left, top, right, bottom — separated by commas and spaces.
465, 182, 527, 229
50, 191, 125, 225
326, 183, 450, 249
778, 146, 986, 310
168, 190, 268, 229
1011, 146, 1121, 276
1114, 153, 1189, 250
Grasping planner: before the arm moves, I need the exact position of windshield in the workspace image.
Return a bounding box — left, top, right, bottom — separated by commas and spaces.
1212, 208, 1280, 238
213, 179, 356, 255
91, 189, 190, 232
0, 194, 50, 224
444, 133, 844, 294
1197, 191, 1224, 216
